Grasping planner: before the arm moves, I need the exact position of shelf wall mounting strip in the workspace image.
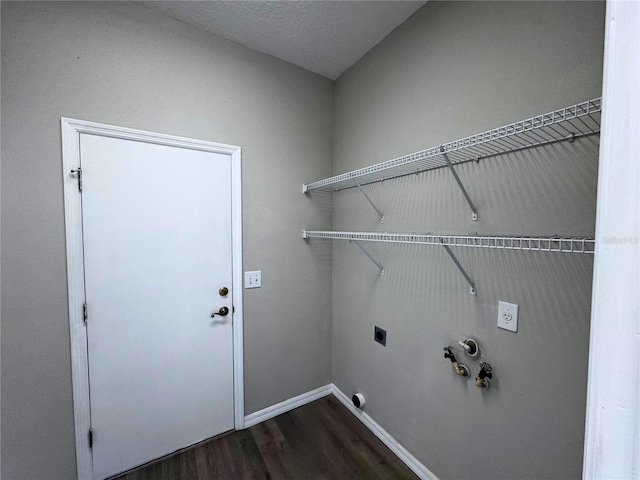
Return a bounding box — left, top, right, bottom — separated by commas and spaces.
302, 98, 601, 192
301, 230, 595, 254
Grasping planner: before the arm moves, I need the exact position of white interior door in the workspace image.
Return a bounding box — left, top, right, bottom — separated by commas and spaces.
80, 133, 234, 479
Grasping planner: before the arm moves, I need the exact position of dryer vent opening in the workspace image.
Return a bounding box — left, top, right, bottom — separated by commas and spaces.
352, 393, 365, 409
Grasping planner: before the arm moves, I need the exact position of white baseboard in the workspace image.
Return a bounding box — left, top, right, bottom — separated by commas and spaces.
243, 383, 438, 480
243, 384, 333, 428
331, 384, 440, 480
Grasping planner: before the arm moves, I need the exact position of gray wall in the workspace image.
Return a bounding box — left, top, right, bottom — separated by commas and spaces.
1, 2, 333, 478
2, 1, 607, 479
331, 2, 604, 480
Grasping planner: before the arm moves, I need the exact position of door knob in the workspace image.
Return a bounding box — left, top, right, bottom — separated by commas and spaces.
219, 287, 229, 296
211, 306, 229, 318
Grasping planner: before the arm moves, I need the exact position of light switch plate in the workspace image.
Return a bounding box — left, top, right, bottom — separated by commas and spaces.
497, 301, 518, 332
245, 271, 261, 289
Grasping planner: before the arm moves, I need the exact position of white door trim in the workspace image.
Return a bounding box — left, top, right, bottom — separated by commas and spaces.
61, 118, 244, 480
583, 1, 640, 478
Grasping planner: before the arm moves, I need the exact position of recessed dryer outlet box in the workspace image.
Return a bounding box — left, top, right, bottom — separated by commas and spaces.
497, 301, 518, 333
374, 326, 387, 346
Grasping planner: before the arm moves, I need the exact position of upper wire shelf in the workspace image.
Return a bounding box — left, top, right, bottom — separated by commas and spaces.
303, 98, 601, 193
302, 230, 595, 254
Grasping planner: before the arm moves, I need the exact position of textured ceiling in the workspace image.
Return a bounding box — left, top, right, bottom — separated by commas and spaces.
140, 1, 427, 80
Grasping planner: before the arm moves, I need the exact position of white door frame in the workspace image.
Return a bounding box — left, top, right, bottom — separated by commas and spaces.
61, 118, 244, 480
583, 1, 640, 478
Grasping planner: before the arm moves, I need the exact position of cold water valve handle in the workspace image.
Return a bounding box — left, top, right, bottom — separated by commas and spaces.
443, 346, 469, 377
476, 361, 493, 389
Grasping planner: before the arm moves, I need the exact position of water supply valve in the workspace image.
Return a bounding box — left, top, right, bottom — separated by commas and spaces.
443, 346, 469, 377
475, 361, 493, 389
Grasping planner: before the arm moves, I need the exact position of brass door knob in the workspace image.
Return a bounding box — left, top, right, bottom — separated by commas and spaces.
211, 306, 229, 318
219, 287, 229, 296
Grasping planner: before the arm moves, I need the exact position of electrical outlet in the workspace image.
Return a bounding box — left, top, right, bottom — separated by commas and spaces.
497, 301, 518, 332
245, 271, 261, 289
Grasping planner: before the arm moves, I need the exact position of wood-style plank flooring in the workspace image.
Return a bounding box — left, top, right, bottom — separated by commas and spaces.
114, 395, 419, 480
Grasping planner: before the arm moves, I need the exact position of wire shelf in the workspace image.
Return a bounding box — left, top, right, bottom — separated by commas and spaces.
302, 230, 595, 254
303, 98, 601, 192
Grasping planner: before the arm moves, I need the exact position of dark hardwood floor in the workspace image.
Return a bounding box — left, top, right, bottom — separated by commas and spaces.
115, 395, 419, 480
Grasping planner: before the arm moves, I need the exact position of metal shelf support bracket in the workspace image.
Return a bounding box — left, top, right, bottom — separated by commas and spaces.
353, 178, 385, 224
440, 147, 478, 222
351, 240, 384, 275
304, 230, 384, 275
440, 238, 476, 295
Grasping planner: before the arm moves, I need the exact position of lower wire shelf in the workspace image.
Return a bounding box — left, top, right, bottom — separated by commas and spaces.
302, 230, 595, 294
301, 230, 595, 254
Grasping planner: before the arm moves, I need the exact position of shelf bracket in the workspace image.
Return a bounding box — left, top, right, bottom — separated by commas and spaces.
440, 147, 478, 222
353, 178, 384, 223
440, 238, 476, 295
350, 240, 384, 275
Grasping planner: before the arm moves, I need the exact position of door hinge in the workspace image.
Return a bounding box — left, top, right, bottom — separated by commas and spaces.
71, 167, 82, 192
88, 428, 93, 449
83, 302, 88, 323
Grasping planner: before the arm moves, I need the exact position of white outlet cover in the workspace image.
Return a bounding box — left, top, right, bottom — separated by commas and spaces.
244, 271, 261, 289
497, 301, 518, 332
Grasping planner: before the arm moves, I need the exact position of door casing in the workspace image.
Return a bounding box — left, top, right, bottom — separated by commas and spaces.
61, 117, 244, 480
